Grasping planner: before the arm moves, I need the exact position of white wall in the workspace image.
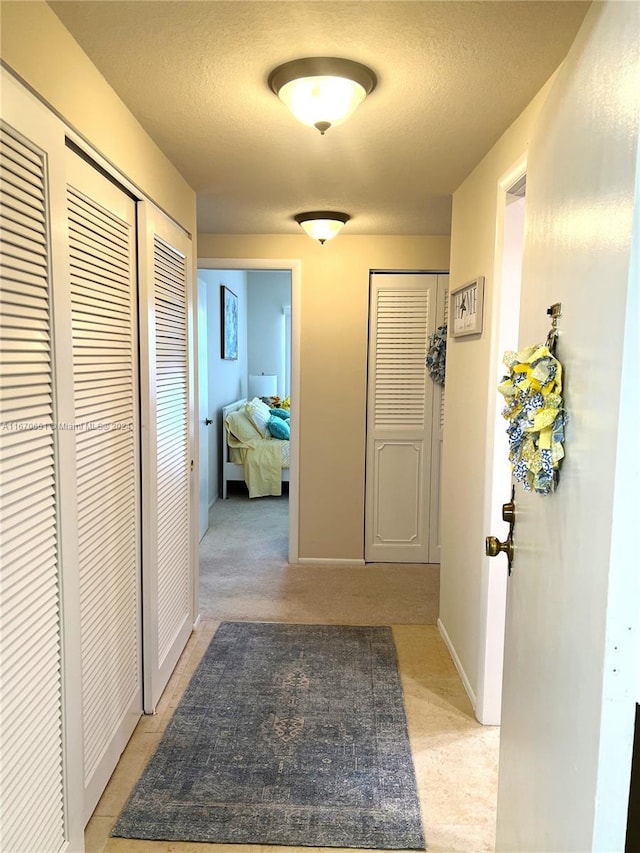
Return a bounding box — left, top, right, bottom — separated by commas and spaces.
439, 77, 555, 710
199, 269, 247, 504
247, 270, 292, 400
0, 1, 195, 232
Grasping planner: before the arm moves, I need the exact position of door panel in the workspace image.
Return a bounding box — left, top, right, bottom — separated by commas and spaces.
365, 272, 441, 563
0, 118, 67, 853
139, 205, 193, 713
66, 149, 142, 823
373, 440, 423, 544
496, 5, 639, 850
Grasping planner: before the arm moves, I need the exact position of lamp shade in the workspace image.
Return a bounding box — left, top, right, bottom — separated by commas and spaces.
249, 374, 278, 399
294, 211, 350, 244
268, 57, 377, 134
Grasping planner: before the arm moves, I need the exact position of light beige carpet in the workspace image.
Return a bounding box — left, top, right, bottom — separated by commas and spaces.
199, 490, 440, 625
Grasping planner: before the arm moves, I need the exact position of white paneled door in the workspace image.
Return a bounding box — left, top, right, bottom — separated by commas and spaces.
66, 149, 142, 823
139, 206, 193, 714
495, 4, 639, 850
365, 272, 447, 563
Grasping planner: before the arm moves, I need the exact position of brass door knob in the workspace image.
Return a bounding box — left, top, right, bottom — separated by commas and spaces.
485, 534, 514, 564
486, 486, 516, 574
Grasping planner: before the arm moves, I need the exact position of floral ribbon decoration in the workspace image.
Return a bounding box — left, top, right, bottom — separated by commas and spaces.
426, 324, 447, 386
497, 344, 567, 494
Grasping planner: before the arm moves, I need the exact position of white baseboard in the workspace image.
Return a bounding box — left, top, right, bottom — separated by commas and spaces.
437, 617, 477, 710
295, 557, 366, 567
192, 613, 202, 631
198, 496, 219, 542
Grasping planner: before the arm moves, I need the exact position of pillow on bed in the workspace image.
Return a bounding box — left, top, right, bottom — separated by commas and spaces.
267, 415, 290, 440
225, 409, 262, 443
244, 397, 272, 438
270, 407, 290, 420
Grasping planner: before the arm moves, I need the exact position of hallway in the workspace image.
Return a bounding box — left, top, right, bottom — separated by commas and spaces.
85, 622, 499, 853
198, 492, 440, 625
84, 496, 499, 852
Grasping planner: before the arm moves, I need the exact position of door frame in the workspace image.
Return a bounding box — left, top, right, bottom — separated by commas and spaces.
198, 257, 301, 563
197, 277, 210, 541
475, 154, 527, 725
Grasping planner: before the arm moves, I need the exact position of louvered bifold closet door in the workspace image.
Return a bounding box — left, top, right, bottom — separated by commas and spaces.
66, 150, 142, 822
155, 236, 190, 661
364, 273, 437, 562
140, 209, 193, 713
0, 123, 67, 853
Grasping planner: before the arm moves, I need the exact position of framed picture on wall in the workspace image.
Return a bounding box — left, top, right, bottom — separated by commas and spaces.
450, 276, 484, 338
220, 285, 238, 360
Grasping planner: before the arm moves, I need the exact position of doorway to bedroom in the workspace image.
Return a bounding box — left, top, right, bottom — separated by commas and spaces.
196, 259, 300, 618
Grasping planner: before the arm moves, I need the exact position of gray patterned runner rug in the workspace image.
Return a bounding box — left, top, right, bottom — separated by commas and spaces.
112, 622, 426, 849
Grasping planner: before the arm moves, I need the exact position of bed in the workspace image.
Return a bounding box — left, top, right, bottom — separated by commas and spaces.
222, 398, 290, 499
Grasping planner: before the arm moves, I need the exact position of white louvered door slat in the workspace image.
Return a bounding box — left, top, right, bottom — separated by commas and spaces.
140, 207, 193, 713
365, 273, 438, 563
0, 123, 66, 853
66, 149, 142, 823
155, 236, 190, 670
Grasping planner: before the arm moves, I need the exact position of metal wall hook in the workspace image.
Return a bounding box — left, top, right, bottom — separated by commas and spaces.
546, 302, 562, 353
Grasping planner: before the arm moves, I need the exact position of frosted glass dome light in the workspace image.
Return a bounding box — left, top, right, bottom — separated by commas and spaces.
269, 58, 377, 134
294, 212, 351, 244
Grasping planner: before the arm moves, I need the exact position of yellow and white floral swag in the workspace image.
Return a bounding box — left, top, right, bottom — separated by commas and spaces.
498, 344, 567, 494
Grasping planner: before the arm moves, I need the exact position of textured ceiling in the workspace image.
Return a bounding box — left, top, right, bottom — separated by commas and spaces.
48, 0, 590, 236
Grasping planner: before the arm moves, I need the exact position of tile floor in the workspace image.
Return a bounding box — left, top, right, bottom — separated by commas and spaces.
84, 620, 499, 853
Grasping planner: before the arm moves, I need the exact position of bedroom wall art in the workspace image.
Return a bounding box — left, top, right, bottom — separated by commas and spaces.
221, 285, 238, 360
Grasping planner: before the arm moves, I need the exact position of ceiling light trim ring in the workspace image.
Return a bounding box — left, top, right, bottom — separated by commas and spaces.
293, 211, 351, 226
268, 57, 377, 96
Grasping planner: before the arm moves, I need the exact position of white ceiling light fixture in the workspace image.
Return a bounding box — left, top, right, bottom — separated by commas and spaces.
268, 57, 377, 135
294, 211, 351, 244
